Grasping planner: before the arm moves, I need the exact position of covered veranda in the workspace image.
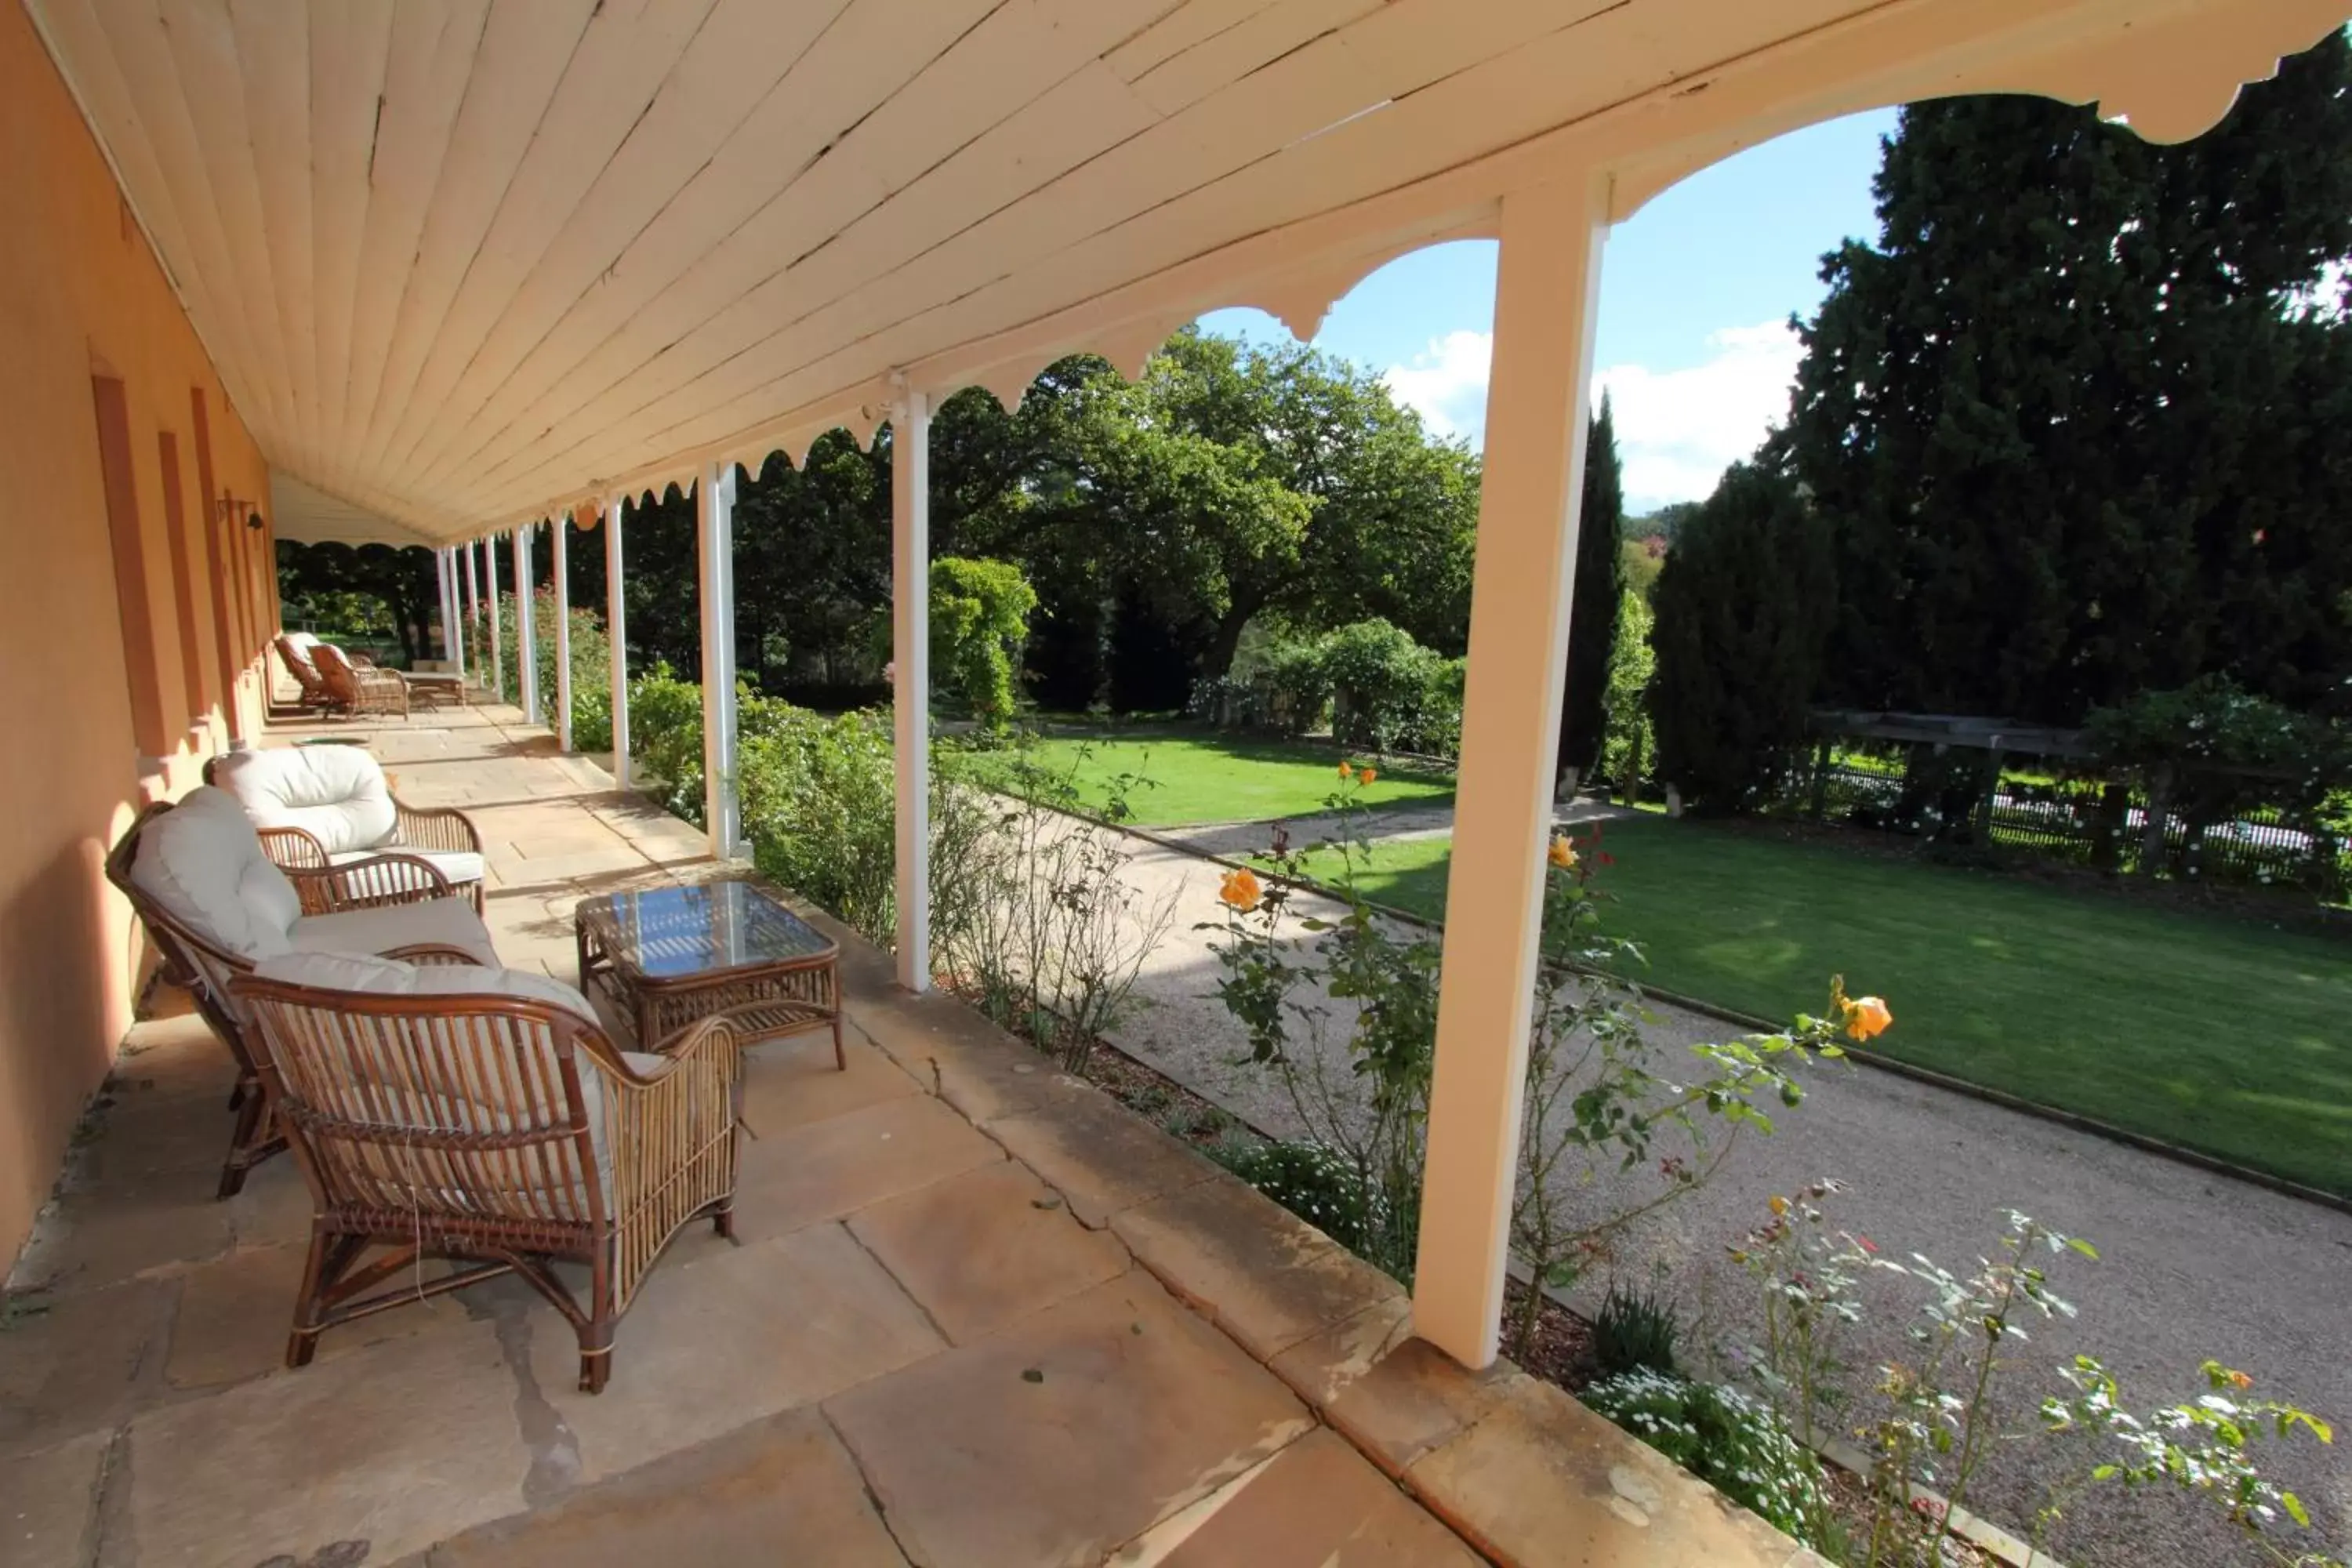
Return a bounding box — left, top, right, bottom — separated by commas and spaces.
0, 696, 1806, 1566
4, 0, 2346, 1560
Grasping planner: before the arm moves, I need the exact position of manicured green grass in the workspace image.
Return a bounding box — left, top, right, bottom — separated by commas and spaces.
989, 731, 1454, 827
1302, 815, 2352, 1196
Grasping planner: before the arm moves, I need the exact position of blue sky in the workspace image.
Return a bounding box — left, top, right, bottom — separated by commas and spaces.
1196, 109, 1898, 513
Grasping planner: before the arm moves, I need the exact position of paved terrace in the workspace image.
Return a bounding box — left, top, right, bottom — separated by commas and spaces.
1, 701, 1820, 1568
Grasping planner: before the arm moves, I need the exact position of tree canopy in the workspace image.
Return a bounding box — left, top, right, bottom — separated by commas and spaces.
1778, 32, 2352, 725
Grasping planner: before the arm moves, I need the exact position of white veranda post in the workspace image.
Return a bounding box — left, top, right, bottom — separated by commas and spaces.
553, 510, 574, 750
891, 386, 931, 993
605, 494, 630, 786
1411, 175, 1610, 1369
463, 539, 480, 684
434, 550, 454, 665
698, 463, 742, 858
448, 546, 468, 680
514, 524, 540, 724
485, 535, 504, 701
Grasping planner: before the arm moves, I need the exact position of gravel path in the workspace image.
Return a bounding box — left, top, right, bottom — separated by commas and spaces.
1093, 816, 2352, 1568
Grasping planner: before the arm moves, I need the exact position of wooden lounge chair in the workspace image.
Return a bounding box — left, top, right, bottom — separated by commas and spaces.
231, 952, 744, 1393
106, 788, 499, 1196
312, 641, 411, 719
274, 633, 336, 713
209, 746, 488, 913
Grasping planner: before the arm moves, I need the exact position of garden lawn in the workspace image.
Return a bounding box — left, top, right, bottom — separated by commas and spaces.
991, 731, 1454, 826
1302, 815, 2352, 1196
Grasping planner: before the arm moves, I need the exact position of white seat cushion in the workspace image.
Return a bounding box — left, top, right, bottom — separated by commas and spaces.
327, 847, 485, 889
290, 896, 499, 966
129, 786, 303, 958
213, 746, 397, 855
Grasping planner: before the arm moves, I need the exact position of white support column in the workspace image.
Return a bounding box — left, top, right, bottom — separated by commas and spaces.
462, 539, 480, 684
514, 524, 540, 724
1411, 174, 1610, 1370
891, 385, 931, 993
553, 511, 574, 750
448, 547, 469, 679
697, 462, 742, 858
435, 549, 455, 665
485, 534, 505, 701
605, 494, 631, 787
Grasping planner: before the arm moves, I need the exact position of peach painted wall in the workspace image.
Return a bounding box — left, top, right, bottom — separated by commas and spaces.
0, 3, 278, 1265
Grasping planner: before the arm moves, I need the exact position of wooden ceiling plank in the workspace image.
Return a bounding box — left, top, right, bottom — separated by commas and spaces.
1105, 0, 1279, 82
162, 0, 299, 459
351, 0, 600, 492
333, 0, 490, 500
1127, 0, 1385, 117
402, 0, 1007, 495
368, 0, 710, 488
384, 0, 858, 492
228, 0, 318, 481
98, 0, 282, 436
304, 0, 394, 501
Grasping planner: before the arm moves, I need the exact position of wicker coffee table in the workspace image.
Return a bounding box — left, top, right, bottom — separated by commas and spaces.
575, 880, 843, 1067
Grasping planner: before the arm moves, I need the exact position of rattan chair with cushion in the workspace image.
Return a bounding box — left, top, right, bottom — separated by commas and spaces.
210, 745, 487, 913
230, 951, 744, 1393
106, 786, 499, 1196
312, 642, 411, 720
274, 633, 335, 712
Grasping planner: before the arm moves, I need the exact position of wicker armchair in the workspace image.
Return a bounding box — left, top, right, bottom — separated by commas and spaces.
313, 642, 410, 719
209, 746, 487, 913
274, 633, 334, 712
230, 953, 744, 1393
106, 789, 499, 1197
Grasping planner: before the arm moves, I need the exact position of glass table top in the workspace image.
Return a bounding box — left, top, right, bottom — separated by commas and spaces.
579, 881, 834, 978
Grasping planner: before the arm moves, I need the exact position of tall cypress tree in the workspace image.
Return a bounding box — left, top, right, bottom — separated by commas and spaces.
1780, 32, 2352, 725
1557, 396, 1625, 786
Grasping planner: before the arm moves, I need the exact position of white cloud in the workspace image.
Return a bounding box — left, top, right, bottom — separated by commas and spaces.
1381, 330, 1494, 443
1379, 319, 1803, 511
1595, 321, 1802, 510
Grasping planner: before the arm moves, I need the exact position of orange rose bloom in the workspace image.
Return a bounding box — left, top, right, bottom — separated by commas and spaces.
1338, 760, 1356, 779
1547, 835, 1577, 870
1842, 995, 1893, 1041
1218, 868, 1265, 913
1358, 766, 1377, 786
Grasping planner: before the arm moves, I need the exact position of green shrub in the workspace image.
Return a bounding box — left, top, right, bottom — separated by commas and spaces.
1592, 1282, 1681, 1378
627, 664, 708, 822
1581, 1370, 1824, 1541
474, 588, 614, 751
739, 702, 899, 946
930, 556, 1037, 727
1214, 1138, 1396, 1267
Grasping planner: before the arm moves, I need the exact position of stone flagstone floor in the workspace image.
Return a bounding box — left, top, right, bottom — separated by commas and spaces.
1, 701, 1819, 1568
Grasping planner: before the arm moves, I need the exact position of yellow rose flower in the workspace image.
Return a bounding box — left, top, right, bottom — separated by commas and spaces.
1768, 1194, 1789, 1217
1358, 766, 1377, 786
1547, 835, 1577, 871
1338, 760, 1356, 780
1842, 994, 1893, 1042
1218, 867, 1264, 913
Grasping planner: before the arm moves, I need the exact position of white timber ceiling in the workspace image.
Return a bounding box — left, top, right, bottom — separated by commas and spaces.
24, 0, 2350, 544
270, 470, 432, 547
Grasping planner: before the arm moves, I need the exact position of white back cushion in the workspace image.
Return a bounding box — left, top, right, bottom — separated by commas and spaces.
212, 745, 396, 853
129, 787, 302, 958
252, 950, 601, 1025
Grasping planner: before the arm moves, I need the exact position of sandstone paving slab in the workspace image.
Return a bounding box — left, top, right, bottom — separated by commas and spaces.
0, 1427, 106, 1564
985, 1093, 1225, 1229
528, 1221, 945, 1483
0, 1277, 173, 1457
728, 1093, 1005, 1244
425, 1406, 906, 1568
6, 1177, 236, 1298
1109, 1173, 1404, 1363
848, 1160, 1132, 1344
1265, 1295, 1416, 1410
742, 1033, 922, 1134
1152, 1427, 1483, 1567
164, 1242, 472, 1390
826, 1270, 1313, 1568
1319, 1337, 1535, 1481
1403, 1373, 1823, 1568
123, 1319, 531, 1568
